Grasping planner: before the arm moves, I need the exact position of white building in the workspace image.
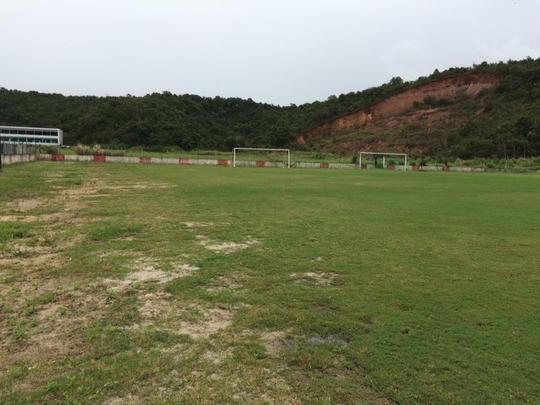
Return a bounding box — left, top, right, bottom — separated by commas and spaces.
0, 125, 63, 146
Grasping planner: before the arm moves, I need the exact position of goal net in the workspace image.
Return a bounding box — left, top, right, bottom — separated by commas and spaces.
358, 152, 408, 172
233, 148, 291, 168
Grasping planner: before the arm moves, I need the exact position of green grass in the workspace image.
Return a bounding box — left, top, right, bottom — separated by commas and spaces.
0, 162, 539, 404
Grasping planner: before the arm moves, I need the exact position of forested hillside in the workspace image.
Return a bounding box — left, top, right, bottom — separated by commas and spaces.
1, 58, 539, 159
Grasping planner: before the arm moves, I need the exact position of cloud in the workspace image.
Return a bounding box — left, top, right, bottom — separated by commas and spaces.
378, 40, 432, 64
478, 38, 540, 62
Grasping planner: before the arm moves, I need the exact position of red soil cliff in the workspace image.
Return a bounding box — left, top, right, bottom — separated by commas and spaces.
297, 73, 499, 144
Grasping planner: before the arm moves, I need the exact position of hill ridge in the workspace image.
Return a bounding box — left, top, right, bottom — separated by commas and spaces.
297, 72, 500, 148
1, 58, 539, 159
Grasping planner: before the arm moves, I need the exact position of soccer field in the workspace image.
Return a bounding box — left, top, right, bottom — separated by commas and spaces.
1, 162, 539, 403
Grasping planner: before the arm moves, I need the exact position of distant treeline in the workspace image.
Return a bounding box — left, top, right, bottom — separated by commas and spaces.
1, 58, 539, 158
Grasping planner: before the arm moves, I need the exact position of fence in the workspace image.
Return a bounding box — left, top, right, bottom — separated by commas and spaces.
0, 143, 38, 168
2, 148, 539, 174
1, 142, 35, 155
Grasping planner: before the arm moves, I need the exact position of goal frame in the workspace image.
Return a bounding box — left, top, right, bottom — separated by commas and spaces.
232, 148, 291, 168
358, 151, 408, 172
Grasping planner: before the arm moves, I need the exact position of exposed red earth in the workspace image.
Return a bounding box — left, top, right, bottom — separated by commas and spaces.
297, 73, 500, 153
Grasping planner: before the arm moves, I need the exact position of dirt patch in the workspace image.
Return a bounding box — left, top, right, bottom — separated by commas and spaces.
205, 274, 244, 293
0, 281, 109, 373
0, 180, 103, 225
196, 235, 259, 254
104, 257, 199, 290
0, 232, 82, 270
306, 334, 349, 347
290, 272, 337, 286
36, 302, 65, 321
179, 307, 234, 339
128, 268, 176, 284
5, 198, 44, 212
172, 263, 200, 275
134, 293, 234, 340
160, 342, 189, 356
103, 182, 172, 192
138, 292, 175, 320
0, 252, 63, 269
103, 394, 140, 405
0, 213, 68, 223
260, 331, 288, 356
52, 180, 170, 212
1, 179, 170, 227
202, 347, 233, 364
183, 222, 213, 229
230, 369, 301, 404
98, 250, 132, 259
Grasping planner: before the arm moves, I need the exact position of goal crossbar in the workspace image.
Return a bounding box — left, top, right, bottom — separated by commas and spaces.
359, 151, 408, 172
233, 148, 291, 168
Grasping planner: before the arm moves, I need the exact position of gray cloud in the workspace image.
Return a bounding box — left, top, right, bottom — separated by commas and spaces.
1, 0, 539, 105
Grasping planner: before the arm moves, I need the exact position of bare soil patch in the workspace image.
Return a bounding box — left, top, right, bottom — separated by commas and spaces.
260, 330, 288, 356
5, 198, 44, 212
183, 221, 213, 229
202, 347, 233, 364
133, 293, 234, 340
196, 235, 259, 254
104, 257, 199, 290
138, 291, 175, 320
0, 213, 68, 223
103, 394, 140, 405
0, 252, 63, 269
0, 281, 109, 373
205, 274, 244, 293
306, 334, 349, 347
0, 232, 82, 271
178, 307, 234, 339
290, 271, 337, 286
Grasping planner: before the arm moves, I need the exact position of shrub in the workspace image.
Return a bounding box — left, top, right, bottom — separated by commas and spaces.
74, 144, 105, 155
37, 146, 60, 154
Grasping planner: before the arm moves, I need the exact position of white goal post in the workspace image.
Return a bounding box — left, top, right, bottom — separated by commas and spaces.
358, 151, 408, 172
232, 148, 291, 168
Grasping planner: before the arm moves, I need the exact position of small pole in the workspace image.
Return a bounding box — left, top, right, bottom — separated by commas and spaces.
404, 155, 408, 172
288, 150, 291, 168
359, 152, 362, 169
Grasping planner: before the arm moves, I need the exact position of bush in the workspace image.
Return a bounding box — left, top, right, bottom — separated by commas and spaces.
37, 146, 60, 154
74, 144, 105, 155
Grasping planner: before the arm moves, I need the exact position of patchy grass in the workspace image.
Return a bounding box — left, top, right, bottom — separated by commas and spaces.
87, 222, 142, 241
0, 162, 539, 404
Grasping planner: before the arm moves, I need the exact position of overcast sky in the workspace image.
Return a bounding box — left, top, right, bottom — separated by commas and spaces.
1, 0, 539, 105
